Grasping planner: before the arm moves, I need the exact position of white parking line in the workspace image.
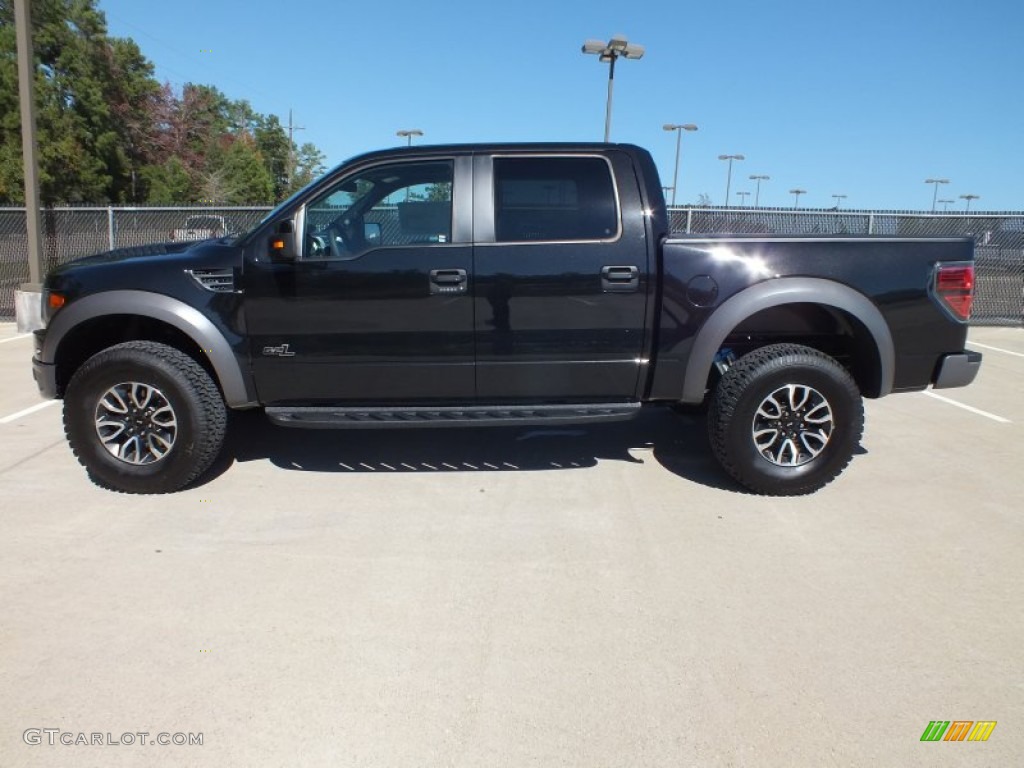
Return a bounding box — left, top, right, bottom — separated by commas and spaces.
0, 333, 31, 344
921, 391, 1011, 424
0, 400, 59, 424
967, 341, 1024, 359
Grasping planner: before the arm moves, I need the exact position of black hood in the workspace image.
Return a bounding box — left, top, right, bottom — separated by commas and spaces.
61, 240, 194, 268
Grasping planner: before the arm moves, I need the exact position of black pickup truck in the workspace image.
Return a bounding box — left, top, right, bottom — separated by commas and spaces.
31, 143, 981, 495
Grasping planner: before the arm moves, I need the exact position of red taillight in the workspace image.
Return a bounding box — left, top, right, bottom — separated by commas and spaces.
935, 264, 974, 321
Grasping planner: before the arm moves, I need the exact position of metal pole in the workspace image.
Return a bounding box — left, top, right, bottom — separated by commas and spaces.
931, 183, 939, 213
15, 0, 43, 288
670, 128, 681, 206
754, 178, 762, 208
604, 55, 616, 143
286, 109, 305, 190
724, 158, 734, 208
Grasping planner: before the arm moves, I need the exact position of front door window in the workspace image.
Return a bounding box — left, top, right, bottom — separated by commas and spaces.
304, 161, 454, 260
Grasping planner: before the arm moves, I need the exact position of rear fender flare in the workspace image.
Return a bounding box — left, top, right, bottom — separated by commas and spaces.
680, 278, 894, 403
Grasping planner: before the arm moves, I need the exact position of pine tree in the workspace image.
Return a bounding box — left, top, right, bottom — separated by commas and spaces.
213, 135, 274, 204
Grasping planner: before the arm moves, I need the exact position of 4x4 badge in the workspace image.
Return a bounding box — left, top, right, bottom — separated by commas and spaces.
262, 343, 296, 357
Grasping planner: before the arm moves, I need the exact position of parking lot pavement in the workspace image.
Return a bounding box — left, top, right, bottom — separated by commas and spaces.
1, 323, 1021, 767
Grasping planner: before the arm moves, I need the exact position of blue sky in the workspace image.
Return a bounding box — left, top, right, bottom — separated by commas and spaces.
98, 0, 1023, 211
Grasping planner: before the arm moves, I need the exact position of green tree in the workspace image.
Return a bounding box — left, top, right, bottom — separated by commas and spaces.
287, 142, 327, 196
0, 0, 326, 205
102, 37, 161, 201
211, 136, 273, 204
0, 0, 155, 203
253, 114, 291, 199
138, 157, 192, 204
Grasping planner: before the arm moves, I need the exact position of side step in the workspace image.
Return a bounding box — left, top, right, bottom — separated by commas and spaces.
265, 402, 641, 429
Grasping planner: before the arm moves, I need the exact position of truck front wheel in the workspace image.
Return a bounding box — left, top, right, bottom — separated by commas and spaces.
708, 344, 863, 495
63, 341, 227, 494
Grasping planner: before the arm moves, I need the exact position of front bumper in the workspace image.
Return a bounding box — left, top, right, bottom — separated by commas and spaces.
32, 356, 58, 399
932, 350, 982, 389
32, 329, 58, 399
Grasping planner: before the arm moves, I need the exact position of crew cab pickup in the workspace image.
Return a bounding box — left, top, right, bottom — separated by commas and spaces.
170, 214, 234, 242
31, 143, 981, 495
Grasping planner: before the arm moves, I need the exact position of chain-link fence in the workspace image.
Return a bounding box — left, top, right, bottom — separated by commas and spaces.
0, 206, 270, 319
1, 205, 1022, 326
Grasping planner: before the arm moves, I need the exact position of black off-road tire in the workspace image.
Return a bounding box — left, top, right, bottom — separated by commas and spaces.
707, 343, 864, 495
63, 341, 227, 494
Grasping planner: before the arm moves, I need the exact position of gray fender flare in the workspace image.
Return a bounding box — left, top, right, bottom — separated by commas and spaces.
43, 290, 256, 407
680, 278, 895, 403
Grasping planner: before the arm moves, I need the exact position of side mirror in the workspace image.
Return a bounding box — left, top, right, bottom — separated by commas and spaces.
268, 219, 298, 260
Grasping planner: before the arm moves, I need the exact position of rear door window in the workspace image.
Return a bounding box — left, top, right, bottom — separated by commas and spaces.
493, 157, 619, 243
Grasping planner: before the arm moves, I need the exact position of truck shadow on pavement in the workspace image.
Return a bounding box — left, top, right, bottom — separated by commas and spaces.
205, 407, 752, 493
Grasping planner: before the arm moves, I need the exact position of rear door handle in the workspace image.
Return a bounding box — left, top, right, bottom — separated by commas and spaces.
601, 265, 640, 293
430, 268, 467, 295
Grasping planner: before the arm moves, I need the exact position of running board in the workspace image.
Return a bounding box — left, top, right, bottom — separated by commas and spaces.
265, 403, 641, 429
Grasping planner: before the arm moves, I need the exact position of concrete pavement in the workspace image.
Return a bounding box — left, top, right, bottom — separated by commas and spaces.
1, 323, 1021, 767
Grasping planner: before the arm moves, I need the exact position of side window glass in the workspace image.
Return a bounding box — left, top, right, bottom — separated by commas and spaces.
493, 157, 619, 243
304, 160, 453, 259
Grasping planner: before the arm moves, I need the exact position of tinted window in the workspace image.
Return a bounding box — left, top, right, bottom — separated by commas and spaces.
493, 157, 618, 242
304, 160, 453, 259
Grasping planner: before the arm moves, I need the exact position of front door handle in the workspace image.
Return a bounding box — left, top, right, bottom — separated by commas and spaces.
601, 265, 639, 293
430, 268, 467, 295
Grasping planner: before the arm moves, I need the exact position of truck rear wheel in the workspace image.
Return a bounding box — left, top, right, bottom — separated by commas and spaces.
63, 341, 227, 494
708, 344, 863, 495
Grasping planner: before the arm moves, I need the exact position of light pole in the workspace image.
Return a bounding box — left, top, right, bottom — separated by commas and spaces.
737, 191, 751, 206
925, 178, 949, 212
396, 129, 423, 146
749, 174, 769, 207
938, 198, 954, 212
582, 36, 645, 142
662, 123, 697, 206
960, 194, 980, 212
790, 188, 806, 207
718, 154, 744, 207
832, 194, 847, 209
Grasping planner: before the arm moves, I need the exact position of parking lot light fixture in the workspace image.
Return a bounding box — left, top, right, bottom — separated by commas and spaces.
790, 188, 807, 207
396, 129, 423, 146
582, 36, 645, 142
832, 194, 847, 209
938, 198, 954, 212
749, 174, 769, 207
718, 154, 744, 207
925, 178, 949, 212
960, 193, 980, 212
663, 123, 698, 206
